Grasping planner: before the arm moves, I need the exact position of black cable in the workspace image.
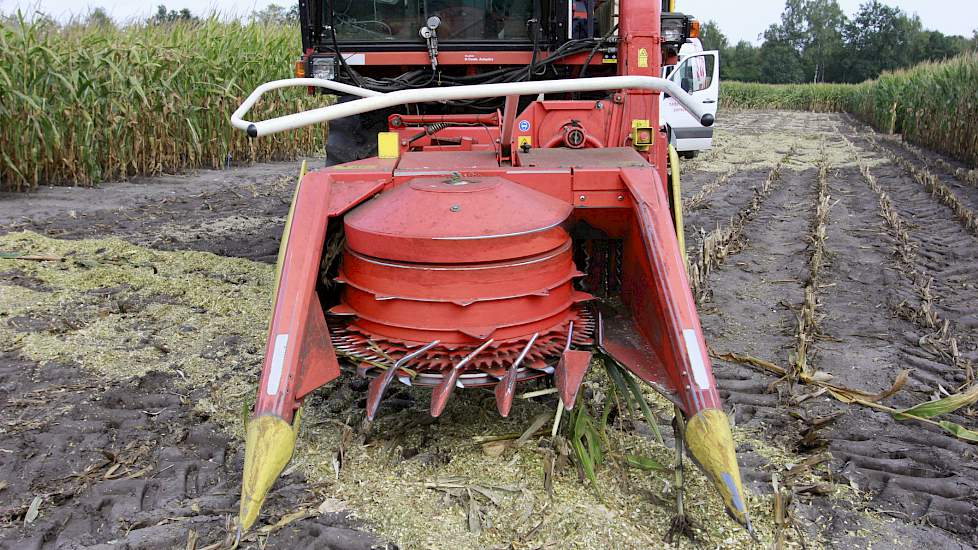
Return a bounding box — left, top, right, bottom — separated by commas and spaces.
526, 18, 539, 80
327, 0, 364, 87
579, 23, 618, 79
322, 25, 601, 95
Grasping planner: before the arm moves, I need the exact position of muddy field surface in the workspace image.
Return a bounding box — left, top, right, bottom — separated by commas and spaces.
0, 160, 309, 264
0, 355, 387, 550
1, 111, 977, 549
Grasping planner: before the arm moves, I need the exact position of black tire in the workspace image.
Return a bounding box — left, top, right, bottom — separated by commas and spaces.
325, 95, 392, 166
678, 150, 698, 160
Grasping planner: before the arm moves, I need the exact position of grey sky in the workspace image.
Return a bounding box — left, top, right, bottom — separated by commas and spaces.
5, 0, 977, 43
679, 0, 977, 43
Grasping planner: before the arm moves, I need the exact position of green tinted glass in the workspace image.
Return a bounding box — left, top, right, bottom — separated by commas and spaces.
331, 0, 534, 42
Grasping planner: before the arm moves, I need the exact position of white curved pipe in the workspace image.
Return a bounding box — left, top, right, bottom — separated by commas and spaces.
231, 78, 383, 135
231, 76, 714, 138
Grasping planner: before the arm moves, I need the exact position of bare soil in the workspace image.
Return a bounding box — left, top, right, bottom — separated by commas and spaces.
2, 112, 977, 549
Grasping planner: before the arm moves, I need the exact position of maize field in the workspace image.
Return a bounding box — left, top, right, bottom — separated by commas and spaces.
723, 53, 978, 168
0, 18, 325, 191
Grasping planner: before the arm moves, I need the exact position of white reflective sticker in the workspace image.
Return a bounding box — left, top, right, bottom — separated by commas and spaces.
343, 53, 366, 66
266, 334, 289, 395
683, 329, 710, 389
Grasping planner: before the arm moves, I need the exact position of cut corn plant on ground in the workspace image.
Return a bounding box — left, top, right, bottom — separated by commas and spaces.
0, 232, 793, 548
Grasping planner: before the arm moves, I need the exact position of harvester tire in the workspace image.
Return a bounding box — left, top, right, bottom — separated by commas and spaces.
325, 95, 390, 166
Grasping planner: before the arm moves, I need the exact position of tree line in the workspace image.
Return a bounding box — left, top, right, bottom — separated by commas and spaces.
699, 0, 978, 84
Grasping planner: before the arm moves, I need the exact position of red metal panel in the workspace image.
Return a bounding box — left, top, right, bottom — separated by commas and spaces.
395, 150, 501, 173
294, 297, 339, 400
326, 179, 387, 216
344, 176, 572, 263
353, 51, 607, 66
573, 169, 626, 191
619, 167, 721, 415
501, 170, 573, 203
253, 170, 397, 422
573, 190, 632, 209
322, 157, 399, 174
254, 176, 335, 423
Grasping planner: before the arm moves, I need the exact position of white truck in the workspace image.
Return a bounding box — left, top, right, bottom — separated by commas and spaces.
661, 38, 719, 157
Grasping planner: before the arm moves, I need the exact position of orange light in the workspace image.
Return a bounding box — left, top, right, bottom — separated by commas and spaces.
294, 58, 306, 78
689, 20, 701, 38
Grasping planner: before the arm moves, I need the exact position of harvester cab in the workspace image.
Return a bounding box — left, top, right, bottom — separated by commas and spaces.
232, 0, 752, 540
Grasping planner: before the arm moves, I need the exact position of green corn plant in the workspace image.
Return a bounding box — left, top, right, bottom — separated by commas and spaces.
0, 16, 329, 191
567, 359, 669, 498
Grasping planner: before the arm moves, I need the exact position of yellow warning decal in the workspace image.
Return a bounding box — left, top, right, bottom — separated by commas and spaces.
638, 48, 649, 68
378, 132, 400, 159
517, 136, 532, 148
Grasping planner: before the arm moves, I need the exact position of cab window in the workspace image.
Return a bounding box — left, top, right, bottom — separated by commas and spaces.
330, 0, 535, 42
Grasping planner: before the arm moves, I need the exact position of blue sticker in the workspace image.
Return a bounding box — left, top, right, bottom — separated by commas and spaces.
721, 472, 747, 513
518, 119, 531, 132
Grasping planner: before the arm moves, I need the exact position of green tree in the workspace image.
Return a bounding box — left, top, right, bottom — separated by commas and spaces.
757, 39, 806, 83
677, 1, 971, 84
85, 8, 115, 29
763, 0, 846, 82
910, 29, 971, 64
841, 1, 916, 82
724, 41, 762, 82
251, 4, 299, 25
148, 4, 198, 25
698, 20, 729, 52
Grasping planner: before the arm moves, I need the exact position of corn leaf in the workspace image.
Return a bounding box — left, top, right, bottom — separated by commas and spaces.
605, 362, 636, 411
570, 407, 603, 499
938, 421, 978, 443
893, 385, 978, 420
621, 368, 665, 444
625, 455, 666, 471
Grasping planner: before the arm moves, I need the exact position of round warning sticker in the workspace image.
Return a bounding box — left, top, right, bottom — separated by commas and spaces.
518, 120, 531, 132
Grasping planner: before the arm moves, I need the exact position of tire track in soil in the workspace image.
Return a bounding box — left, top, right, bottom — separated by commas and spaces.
0, 353, 390, 550
694, 157, 882, 546
843, 128, 978, 369
686, 112, 977, 548
807, 126, 978, 547
682, 143, 817, 510
0, 161, 305, 264
686, 151, 795, 301
893, 138, 978, 187
861, 130, 978, 240
682, 166, 772, 258
811, 129, 978, 543
700, 163, 815, 424
873, 135, 978, 209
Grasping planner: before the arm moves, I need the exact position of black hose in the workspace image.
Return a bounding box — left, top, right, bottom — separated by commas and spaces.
579, 23, 618, 79
327, 0, 364, 88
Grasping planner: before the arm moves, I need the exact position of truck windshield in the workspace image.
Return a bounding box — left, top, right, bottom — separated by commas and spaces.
329, 0, 534, 42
